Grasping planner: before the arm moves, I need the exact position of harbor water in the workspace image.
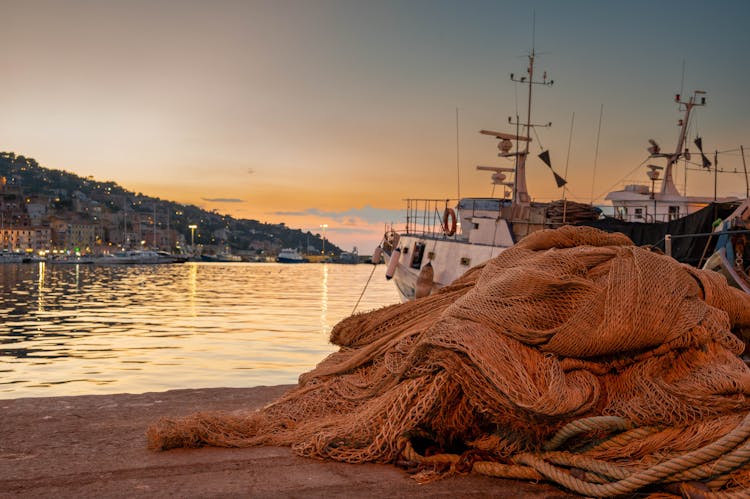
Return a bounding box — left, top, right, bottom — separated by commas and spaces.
0, 262, 400, 399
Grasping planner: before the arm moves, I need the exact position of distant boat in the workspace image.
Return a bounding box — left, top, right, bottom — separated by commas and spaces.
277, 248, 308, 263
336, 248, 359, 264
156, 251, 189, 263
0, 251, 24, 264
200, 252, 242, 262
46, 255, 95, 264
93, 250, 162, 264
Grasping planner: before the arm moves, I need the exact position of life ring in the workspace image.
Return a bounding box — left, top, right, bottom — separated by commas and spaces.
442, 208, 457, 236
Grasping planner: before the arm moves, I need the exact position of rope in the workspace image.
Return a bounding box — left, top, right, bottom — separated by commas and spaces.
398, 412, 750, 496
543, 416, 633, 451
351, 264, 378, 314
511, 412, 750, 497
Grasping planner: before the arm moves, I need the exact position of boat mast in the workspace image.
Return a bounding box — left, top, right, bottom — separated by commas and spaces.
660, 90, 706, 197
509, 49, 552, 206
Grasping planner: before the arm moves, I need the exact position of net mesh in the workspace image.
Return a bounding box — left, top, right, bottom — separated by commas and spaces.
148, 226, 750, 494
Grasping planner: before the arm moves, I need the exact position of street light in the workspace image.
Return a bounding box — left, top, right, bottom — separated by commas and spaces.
188, 224, 197, 247
320, 224, 328, 254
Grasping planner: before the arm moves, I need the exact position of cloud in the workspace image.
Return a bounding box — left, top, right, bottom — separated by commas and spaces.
271, 205, 404, 225
201, 197, 244, 203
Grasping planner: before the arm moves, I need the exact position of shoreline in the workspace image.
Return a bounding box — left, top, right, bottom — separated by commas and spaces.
1, 385, 574, 498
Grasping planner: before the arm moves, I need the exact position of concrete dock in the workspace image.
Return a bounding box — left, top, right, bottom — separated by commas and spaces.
1, 385, 575, 498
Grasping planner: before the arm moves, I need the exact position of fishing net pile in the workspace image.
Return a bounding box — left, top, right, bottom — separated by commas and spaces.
148, 226, 750, 497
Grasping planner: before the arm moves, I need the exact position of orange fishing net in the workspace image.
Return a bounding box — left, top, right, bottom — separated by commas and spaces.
148, 226, 750, 496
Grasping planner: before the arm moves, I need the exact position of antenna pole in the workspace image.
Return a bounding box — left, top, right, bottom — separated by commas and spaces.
456, 107, 461, 201
680, 60, 685, 98
662, 90, 705, 196
741, 145, 749, 198
591, 104, 604, 203
508, 47, 552, 206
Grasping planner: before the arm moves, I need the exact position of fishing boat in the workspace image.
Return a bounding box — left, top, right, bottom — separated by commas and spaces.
587, 90, 749, 269
277, 248, 309, 263
378, 50, 598, 302
604, 90, 741, 223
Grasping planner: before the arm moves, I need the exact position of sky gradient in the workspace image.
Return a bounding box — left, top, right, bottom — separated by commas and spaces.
2, 0, 749, 251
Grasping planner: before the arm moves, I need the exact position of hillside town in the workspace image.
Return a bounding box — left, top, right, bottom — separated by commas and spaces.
0, 152, 339, 260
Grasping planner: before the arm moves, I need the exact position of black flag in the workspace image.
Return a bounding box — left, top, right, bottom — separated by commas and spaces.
694, 137, 712, 169
552, 171, 568, 188
538, 150, 552, 167
538, 150, 567, 187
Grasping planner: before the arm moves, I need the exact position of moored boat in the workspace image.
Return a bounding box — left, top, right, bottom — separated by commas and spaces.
46, 255, 95, 264
379, 49, 598, 301
0, 251, 24, 264
277, 248, 308, 263
93, 250, 162, 264
701, 198, 750, 293
605, 91, 740, 223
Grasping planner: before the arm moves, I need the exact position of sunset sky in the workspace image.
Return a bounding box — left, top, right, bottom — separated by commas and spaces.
2, 0, 749, 252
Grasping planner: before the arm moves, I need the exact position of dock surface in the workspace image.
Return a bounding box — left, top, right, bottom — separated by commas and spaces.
1, 385, 574, 498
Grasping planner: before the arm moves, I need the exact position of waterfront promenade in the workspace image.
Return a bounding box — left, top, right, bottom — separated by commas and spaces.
0, 385, 574, 498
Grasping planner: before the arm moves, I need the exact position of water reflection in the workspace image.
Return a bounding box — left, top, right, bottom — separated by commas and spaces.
0, 262, 399, 399
321, 263, 328, 333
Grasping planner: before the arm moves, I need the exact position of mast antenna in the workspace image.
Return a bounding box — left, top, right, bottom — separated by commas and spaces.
680, 59, 686, 98
456, 107, 461, 201
509, 43, 553, 205
591, 104, 604, 204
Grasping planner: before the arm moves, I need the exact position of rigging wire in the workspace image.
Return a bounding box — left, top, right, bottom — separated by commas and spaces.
591, 158, 649, 204
590, 104, 604, 204
562, 112, 575, 222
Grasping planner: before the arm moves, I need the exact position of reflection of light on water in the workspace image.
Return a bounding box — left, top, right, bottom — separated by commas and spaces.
0, 262, 400, 399
37, 261, 46, 313
189, 262, 198, 317
320, 263, 328, 333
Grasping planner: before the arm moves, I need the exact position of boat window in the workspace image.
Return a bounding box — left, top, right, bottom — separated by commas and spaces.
410, 242, 425, 269
634, 208, 643, 219
668, 206, 680, 221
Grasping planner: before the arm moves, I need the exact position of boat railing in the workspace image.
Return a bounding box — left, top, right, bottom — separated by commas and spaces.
613, 204, 688, 223
403, 198, 458, 239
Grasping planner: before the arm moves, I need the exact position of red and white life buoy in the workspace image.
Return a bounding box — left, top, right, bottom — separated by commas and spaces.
442, 207, 457, 236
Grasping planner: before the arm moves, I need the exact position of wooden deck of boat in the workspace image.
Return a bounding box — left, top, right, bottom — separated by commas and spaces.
0, 385, 576, 498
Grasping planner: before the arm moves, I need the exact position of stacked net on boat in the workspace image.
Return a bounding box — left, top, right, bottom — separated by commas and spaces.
148, 226, 750, 496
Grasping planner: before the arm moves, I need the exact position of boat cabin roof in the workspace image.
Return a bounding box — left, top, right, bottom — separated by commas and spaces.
458, 198, 512, 212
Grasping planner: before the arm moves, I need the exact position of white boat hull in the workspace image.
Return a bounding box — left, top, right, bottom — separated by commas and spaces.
383, 235, 508, 301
